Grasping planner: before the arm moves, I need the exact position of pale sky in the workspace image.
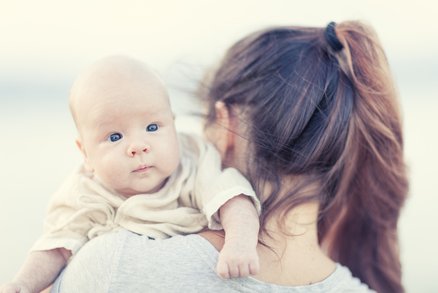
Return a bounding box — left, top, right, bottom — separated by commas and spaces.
0, 0, 437, 81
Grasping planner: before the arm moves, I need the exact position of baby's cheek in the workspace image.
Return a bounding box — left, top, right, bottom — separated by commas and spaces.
162, 146, 180, 175
95, 158, 123, 187
163, 134, 180, 166
172, 143, 181, 168
102, 172, 128, 195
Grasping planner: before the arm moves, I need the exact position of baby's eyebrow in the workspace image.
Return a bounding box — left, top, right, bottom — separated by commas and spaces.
95, 119, 113, 129
94, 120, 120, 134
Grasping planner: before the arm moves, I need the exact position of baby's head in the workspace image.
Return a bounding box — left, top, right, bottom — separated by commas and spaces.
70, 55, 180, 197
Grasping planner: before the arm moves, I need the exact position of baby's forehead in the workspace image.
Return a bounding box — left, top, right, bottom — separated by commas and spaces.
70, 56, 168, 110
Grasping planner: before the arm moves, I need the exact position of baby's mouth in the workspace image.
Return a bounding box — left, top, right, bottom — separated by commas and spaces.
132, 165, 150, 173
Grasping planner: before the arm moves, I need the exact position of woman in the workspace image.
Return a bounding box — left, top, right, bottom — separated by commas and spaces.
51, 20, 408, 292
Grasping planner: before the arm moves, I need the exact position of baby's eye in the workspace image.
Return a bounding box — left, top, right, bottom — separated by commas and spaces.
146, 123, 159, 132
108, 133, 123, 142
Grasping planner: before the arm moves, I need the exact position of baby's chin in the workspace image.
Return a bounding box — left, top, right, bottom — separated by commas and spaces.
114, 180, 169, 198
113, 187, 158, 198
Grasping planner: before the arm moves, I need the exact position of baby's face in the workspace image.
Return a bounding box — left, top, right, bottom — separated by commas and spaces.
74, 63, 180, 197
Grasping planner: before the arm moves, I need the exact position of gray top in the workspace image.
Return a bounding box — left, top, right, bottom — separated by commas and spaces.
51, 229, 375, 293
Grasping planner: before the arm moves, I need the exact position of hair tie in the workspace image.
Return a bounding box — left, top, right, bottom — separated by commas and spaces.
324, 22, 344, 52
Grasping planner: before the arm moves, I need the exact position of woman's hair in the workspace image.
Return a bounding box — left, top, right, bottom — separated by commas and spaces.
203, 20, 408, 293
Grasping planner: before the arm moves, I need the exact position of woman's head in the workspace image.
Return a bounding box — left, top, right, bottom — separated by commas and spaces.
205, 23, 355, 188
203, 21, 408, 292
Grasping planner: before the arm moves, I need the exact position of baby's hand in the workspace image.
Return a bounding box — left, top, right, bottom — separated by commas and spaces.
0, 282, 31, 293
216, 238, 260, 279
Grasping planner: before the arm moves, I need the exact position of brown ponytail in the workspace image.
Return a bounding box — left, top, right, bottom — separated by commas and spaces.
320, 21, 408, 293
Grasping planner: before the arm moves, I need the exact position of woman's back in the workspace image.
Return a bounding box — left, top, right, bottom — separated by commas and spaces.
52, 229, 375, 293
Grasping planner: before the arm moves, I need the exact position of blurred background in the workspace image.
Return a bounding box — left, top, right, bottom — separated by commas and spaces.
1, 0, 437, 291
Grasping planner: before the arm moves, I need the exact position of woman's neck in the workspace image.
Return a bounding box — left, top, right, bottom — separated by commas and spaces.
255, 202, 336, 286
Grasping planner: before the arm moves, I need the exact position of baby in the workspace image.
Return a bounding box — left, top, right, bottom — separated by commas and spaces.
1, 56, 260, 293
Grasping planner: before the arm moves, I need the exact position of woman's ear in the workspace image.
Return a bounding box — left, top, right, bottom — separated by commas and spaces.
206, 101, 235, 159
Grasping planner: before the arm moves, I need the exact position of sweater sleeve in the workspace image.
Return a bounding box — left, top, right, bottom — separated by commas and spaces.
179, 133, 261, 230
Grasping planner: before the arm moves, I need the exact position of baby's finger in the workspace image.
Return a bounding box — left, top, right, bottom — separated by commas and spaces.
216, 261, 231, 279
228, 264, 240, 278
249, 259, 260, 275
238, 263, 250, 277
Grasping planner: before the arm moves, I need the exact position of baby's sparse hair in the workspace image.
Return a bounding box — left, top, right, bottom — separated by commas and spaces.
68, 55, 168, 133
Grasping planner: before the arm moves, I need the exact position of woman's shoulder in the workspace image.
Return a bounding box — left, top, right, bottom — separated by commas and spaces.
54, 230, 375, 293
323, 264, 377, 293
187, 231, 375, 293
173, 232, 376, 293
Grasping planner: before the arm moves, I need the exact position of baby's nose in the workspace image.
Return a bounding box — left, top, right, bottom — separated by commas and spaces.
127, 143, 149, 157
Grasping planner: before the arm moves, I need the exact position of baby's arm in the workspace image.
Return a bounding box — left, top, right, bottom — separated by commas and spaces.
0, 248, 71, 293
217, 195, 260, 279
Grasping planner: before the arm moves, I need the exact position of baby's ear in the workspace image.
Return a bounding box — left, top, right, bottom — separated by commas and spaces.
75, 138, 86, 156
75, 138, 93, 172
